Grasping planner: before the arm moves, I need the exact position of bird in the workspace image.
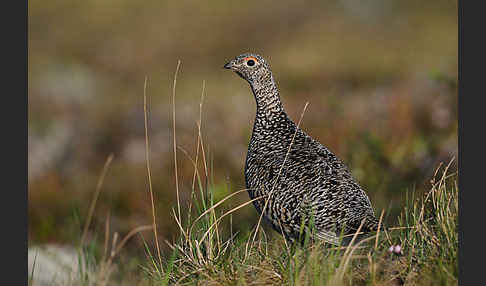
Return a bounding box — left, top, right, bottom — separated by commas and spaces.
223, 53, 381, 245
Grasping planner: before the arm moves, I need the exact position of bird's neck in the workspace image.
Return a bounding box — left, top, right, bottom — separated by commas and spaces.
250, 75, 285, 118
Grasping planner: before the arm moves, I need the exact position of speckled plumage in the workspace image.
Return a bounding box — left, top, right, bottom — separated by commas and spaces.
224, 53, 380, 245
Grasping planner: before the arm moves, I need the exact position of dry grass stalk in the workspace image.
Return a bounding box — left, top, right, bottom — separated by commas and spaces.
80, 153, 114, 247
143, 76, 163, 268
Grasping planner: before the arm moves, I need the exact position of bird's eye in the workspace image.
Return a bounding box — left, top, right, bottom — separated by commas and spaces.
243, 56, 258, 67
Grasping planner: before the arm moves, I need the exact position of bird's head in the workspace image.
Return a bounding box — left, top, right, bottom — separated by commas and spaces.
223, 53, 272, 85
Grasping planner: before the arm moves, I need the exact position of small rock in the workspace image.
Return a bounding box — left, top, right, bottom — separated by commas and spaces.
28, 244, 80, 286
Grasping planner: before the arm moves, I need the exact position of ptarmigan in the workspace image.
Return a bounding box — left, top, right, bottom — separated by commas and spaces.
224, 53, 380, 245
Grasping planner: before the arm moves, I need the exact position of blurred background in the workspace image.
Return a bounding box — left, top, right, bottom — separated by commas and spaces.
29, 0, 457, 264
